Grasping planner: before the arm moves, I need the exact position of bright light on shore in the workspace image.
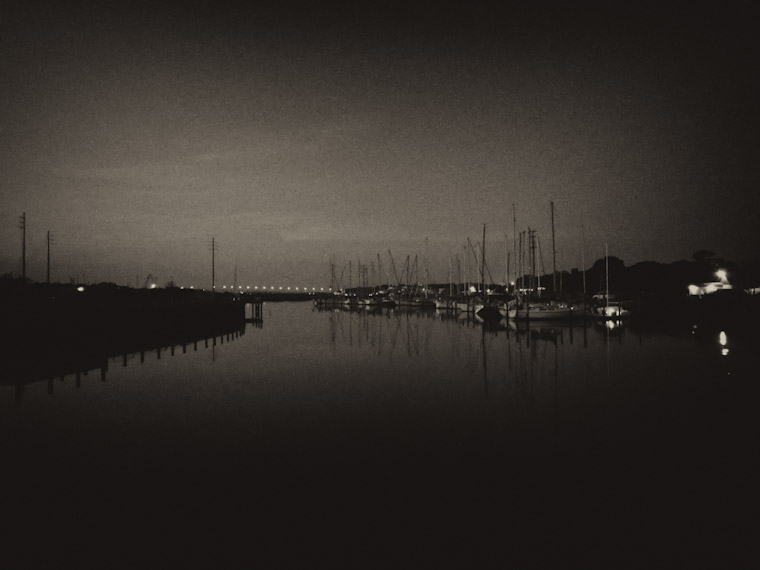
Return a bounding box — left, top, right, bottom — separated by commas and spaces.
716, 269, 727, 282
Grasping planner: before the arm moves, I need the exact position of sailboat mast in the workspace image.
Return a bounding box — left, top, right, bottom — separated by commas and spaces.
448, 254, 453, 297
481, 224, 486, 297
527, 228, 531, 297
457, 255, 462, 295
507, 252, 510, 296
518, 231, 523, 299
581, 224, 587, 297
465, 239, 471, 293
530, 228, 536, 298
504, 234, 509, 290
512, 204, 517, 297
536, 234, 542, 299
551, 201, 557, 296
424, 237, 429, 298
605, 242, 609, 310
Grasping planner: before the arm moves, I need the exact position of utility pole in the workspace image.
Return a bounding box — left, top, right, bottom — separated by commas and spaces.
46, 231, 54, 283
19, 212, 26, 281
208, 237, 218, 292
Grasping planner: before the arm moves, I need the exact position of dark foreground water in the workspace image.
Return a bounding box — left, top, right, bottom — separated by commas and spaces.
1, 303, 756, 569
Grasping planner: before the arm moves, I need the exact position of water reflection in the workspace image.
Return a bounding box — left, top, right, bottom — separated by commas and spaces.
317, 305, 581, 441
3, 302, 756, 570
719, 330, 729, 356
2, 321, 248, 402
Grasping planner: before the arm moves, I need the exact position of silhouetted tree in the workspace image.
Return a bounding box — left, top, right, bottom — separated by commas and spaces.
692, 249, 716, 264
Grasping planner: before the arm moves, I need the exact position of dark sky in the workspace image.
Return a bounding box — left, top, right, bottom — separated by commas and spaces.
1, 1, 758, 288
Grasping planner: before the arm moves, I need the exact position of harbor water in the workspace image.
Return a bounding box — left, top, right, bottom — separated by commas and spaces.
1, 302, 755, 568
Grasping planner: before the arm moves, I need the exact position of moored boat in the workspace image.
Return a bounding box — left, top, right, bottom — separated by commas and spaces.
507, 303, 574, 320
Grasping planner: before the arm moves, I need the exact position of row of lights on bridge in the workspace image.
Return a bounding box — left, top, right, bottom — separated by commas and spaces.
176, 286, 332, 292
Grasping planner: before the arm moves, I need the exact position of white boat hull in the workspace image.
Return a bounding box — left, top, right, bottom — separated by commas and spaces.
594, 304, 631, 318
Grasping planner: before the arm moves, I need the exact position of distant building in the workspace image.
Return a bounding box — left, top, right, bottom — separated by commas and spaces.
687, 269, 733, 297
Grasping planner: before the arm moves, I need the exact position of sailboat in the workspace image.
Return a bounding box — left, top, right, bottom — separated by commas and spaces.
475, 224, 503, 320
507, 224, 574, 320
593, 242, 631, 319
411, 239, 436, 308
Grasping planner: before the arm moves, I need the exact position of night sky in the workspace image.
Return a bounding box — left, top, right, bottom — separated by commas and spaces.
2, 1, 758, 288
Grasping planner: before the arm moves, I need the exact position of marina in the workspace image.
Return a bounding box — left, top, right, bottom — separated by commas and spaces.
2, 2, 757, 567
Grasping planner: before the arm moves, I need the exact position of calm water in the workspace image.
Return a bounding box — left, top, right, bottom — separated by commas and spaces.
1, 302, 755, 569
